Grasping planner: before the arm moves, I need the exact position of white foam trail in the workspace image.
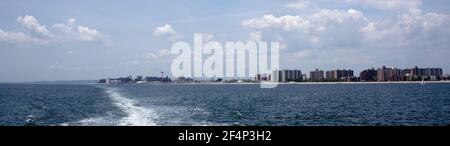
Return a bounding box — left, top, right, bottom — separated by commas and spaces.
64, 86, 222, 126
60, 111, 120, 126
105, 87, 158, 126
75, 116, 117, 126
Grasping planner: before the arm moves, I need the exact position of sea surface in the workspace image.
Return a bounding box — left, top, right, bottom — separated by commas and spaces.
1, 83, 449, 126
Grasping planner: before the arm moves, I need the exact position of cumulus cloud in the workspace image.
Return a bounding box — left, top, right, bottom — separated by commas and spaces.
153, 24, 183, 41
0, 29, 42, 44
242, 0, 450, 71
0, 15, 111, 45
243, 8, 368, 45
242, 14, 308, 31
243, 1, 450, 51
285, 0, 315, 11
242, 9, 366, 32
153, 24, 176, 36
16, 15, 54, 38
312, 9, 367, 24
52, 18, 111, 44
350, 0, 422, 11
360, 8, 450, 48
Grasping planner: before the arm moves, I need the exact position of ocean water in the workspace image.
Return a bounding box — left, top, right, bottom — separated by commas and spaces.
0, 83, 449, 126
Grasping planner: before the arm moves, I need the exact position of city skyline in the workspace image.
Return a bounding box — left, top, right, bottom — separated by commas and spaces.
1, 0, 450, 82
97, 65, 447, 84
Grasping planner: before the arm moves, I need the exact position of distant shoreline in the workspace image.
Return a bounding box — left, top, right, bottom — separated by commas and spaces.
98, 80, 450, 85
266, 81, 450, 85
3, 80, 450, 85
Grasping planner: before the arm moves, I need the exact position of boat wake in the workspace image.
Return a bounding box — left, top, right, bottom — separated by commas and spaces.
104, 87, 158, 126
63, 87, 158, 126
61, 85, 227, 126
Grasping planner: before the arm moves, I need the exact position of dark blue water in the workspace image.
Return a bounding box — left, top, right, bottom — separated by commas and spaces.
1, 83, 450, 126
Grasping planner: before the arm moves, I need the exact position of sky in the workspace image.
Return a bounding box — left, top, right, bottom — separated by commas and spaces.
1, 0, 450, 82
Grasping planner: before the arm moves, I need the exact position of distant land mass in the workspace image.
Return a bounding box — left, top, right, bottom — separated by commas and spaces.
6, 80, 98, 84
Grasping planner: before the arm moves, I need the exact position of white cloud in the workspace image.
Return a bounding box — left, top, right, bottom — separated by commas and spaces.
242, 14, 309, 31
241, 0, 450, 71
242, 6, 371, 50
153, 24, 183, 41
360, 8, 450, 47
285, 0, 314, 11
356, 0, 422, 11
16, 15, 53, 38
1, 15, 111, 45
242, 9, 366, 32
153, 24, 176, 36
0, 29, 42, 44
312, 9, 367, 25
52, 18, 111, 45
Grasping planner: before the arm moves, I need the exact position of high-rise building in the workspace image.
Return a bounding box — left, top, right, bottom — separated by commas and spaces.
325, 69, 354, 80
377, 66, 408, 81
404, 66, 443, 81
286, 70, 302, 82
377, 66, 389, 81
271, 70, 302, 82
362, 66, 443, 82
271, 70, 280, 82
310, 69, 324, 81
360, 68, 377, 81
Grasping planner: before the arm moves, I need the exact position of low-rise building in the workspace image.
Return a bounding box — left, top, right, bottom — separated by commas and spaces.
255, 74, 271, 81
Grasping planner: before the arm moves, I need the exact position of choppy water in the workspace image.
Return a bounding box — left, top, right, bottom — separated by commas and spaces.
1, 83, 450, 126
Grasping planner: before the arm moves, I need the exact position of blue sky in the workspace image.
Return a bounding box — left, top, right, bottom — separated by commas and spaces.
1, 0, 450, 82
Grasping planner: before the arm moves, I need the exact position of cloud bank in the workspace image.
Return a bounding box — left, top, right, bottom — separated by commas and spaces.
0, 15, 110, 45
241, 0, 450, 71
